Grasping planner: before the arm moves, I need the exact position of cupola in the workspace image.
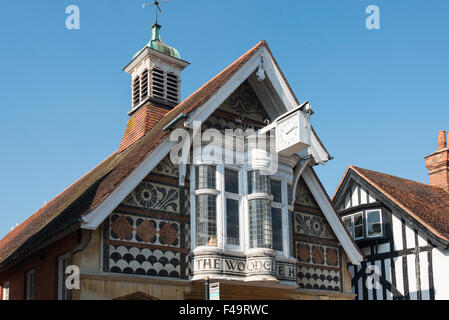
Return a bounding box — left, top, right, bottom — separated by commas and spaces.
123, 23, 189, 110
119, 23, 189, 152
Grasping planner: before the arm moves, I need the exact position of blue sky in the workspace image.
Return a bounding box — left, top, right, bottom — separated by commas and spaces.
0, 0, 448, 239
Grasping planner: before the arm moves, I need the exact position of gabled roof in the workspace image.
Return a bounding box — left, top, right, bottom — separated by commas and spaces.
0, 40, 331, 268
0, 41, 266, 268
333, 165, 449, 245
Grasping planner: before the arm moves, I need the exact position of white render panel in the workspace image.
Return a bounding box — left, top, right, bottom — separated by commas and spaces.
384, 259, 393, 300
407, 254, 417, 300
432, 248, 449, 300
418, 232, 428, 247
357, 265, 363, 300
405, 225, 415, 250
419, 251, 430, 300
344, 194, 351, 209
378, 243, 390, 254
360, 187, 368, 205
351, 186, 358, 207
394, 256, 404, 296
368, 192, 376, 203
392, 213, 404, 251
375, 260, 383, 300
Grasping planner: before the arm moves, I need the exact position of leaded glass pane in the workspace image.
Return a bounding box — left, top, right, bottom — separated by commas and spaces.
247, 171, 271, 194
226, 198, 240, 246
271, 180, 282, 203
196, 195, 217, 246
248, 199, 272, 249
196, 165, 216, 189
225, 169, 239, 193
271, 208, 283, 251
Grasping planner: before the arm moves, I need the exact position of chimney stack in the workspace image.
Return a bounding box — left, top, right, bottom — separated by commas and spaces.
438, 130, 447, 150
425, 131, 449, 192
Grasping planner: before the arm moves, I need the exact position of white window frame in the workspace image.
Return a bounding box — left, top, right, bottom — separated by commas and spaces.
365, 209, 383, 238
352, 211, 364, 240
223, 167, 243, 251
271, 177, 284, 255
26, 269, 35, 300
58, 253, 71, 300
342, 215, 354, 239
2, 282, 9, 300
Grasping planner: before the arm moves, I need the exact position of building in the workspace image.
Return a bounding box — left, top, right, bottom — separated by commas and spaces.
0, 21, 363, 300
333, 131, 449, 300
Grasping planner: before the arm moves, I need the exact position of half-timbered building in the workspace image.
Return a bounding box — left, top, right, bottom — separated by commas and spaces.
333, 131, 449, 300
0, 22, 363, 300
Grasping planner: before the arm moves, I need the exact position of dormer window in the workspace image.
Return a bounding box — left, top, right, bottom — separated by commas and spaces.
343, 209, 383, 240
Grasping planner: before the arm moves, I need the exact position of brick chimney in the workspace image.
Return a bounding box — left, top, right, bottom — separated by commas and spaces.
425, 130, 449, 192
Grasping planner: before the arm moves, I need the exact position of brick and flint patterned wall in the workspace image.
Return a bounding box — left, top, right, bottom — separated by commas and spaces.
102, 156, 191, 280
293, 177, 344, 292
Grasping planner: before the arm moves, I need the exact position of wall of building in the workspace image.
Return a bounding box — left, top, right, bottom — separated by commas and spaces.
0, 232, 79, 300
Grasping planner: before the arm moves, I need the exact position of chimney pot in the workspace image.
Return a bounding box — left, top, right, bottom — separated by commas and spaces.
438, 130, 447, 150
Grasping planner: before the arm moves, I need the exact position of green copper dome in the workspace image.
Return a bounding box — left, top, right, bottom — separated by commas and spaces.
134, 24, 180, 59
148, 24, 180, 59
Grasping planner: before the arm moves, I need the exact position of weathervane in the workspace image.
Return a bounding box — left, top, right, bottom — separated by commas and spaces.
142, 0, 170, 25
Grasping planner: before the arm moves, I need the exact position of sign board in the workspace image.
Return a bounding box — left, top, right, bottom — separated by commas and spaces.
209, 282, 220, 300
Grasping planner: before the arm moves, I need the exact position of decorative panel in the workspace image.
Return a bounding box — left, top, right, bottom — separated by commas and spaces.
108, 245, 181, 278
295, 241, 340, 268
297, 266, 342, 292
123, 181, 179, 214
109, 213, 180, 248
294, 212, 336, 240
295, 178, 319, 208
219, 81, 269, 123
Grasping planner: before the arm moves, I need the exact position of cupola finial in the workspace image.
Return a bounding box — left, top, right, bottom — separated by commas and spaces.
142, 0, 170, 25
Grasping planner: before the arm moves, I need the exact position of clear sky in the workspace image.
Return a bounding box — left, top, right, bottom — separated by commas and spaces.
1, 0, 448, 239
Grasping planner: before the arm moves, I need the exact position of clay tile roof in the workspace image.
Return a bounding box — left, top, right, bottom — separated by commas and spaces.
0, 40, 267, 267
349, 165, 449, 243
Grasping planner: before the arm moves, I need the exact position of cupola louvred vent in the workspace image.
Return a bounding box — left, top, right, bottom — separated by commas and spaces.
152, 67, 165, 100
166, 72, 179, 104
141, 69, 149, 100
132, 76, 140, 106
